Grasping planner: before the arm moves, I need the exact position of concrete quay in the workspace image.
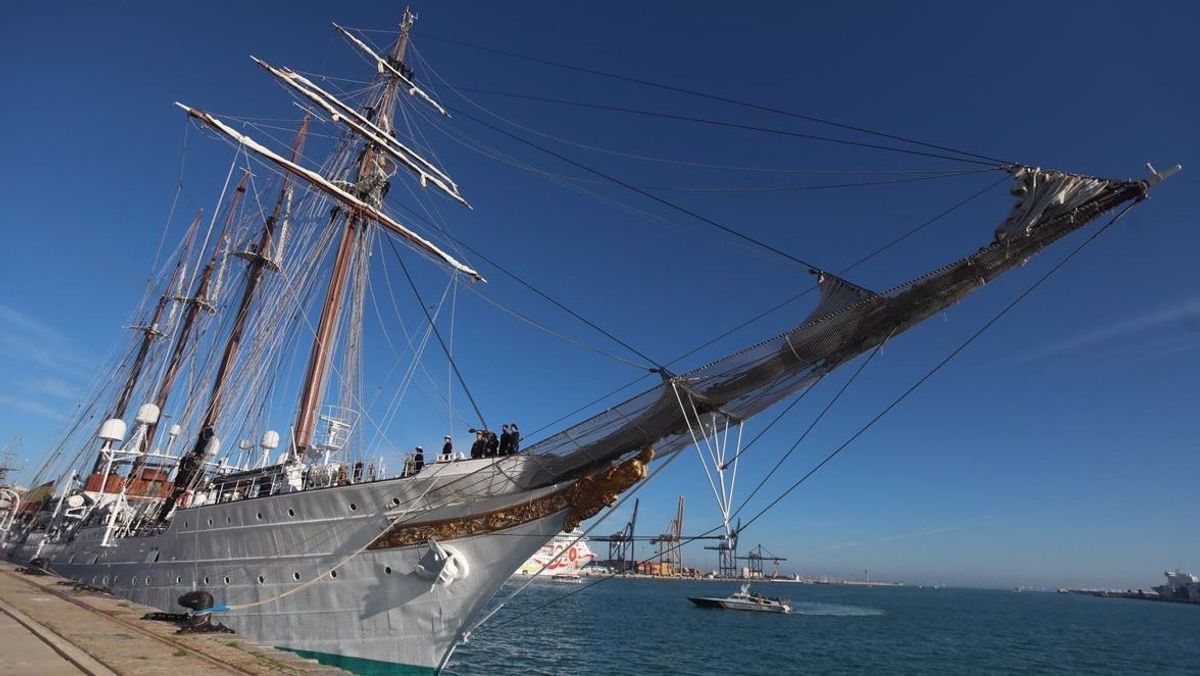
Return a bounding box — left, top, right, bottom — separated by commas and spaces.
0, 560, 347, 675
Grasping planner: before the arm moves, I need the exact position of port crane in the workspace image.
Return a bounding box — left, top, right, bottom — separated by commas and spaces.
738, 544, 787, 579
591, 495, 724, 575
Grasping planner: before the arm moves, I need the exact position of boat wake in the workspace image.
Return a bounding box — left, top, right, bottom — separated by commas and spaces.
789, 601, 883, 617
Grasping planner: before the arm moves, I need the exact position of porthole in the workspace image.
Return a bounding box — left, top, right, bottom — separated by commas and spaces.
226, 516, 231, 524
203, 576, 210, 584
384, 566, 392, 575
257, 575, 265, 584
113, 576, 120, 585
292, 572, 301, 581
175, 576, 182, 584
207, 518, 213, 526
287, 508, 295, 517
184, 520, 189, 528
256, 512, 263, 521
391, 497, 401, 506
223, 576, 230, 584
144, 576, 151, 585
330, 570, 338, 579
349, 502, 358, 512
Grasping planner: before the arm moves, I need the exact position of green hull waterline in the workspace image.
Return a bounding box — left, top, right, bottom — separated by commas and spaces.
278, 647, 436, 675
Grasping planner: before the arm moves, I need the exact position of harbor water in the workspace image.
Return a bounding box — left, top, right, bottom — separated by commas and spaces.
439, 578, 1200, 675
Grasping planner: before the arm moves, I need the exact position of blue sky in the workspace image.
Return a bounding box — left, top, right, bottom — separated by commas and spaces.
1, 1, 1197, 589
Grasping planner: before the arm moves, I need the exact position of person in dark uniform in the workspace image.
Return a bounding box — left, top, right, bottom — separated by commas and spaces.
509, 423, 520, 454
352, 460, 364, 483
470, 431, 485, 459
485, 430, 499, 457
441, 435, 454, 458
412, 446, 425, 473
499, 424, 512, 456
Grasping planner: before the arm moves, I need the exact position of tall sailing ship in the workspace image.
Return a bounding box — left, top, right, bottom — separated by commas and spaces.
0, 7, 1179, 674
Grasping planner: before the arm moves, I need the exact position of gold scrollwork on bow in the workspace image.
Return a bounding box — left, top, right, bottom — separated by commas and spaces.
367, 447, 654, 551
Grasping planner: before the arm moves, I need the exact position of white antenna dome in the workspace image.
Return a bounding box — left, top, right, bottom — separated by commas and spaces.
135, 403, 161, 424
97, 418, 127, 442
261, 430, 280, 450
238, 439, 254, 450
205, 436, 221, 457
168, 424, 182, 438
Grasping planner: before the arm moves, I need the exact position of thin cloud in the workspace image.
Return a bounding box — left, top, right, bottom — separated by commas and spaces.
0, 305, 92, 374
0, 395, 65, 421
1011, 294, 1200, 366
823, 516, 999, 551
25, 377, 79, 400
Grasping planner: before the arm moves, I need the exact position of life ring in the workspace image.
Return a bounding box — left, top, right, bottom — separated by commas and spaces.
567, 547, 578, 562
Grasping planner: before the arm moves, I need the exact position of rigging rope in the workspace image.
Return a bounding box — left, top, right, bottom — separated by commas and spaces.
452, 106, 825, 272
415, 33, 1014, 166
454, 87, 1004, 167
518, 174, 1006, 444
733, 199, 1141, 531
414, 221, 662, 371
469, 197, 1140, 636
386, 236, 490, 430
731, 335, 889, 514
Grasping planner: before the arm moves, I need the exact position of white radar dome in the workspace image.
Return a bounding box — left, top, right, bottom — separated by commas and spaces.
135, 403, 161, 425
168, 424, 182, 438
261, 430, 281, 450
97, 418, 127, 442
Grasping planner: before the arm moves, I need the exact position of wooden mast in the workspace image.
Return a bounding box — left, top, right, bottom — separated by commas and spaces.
165, 120, 311, 502
292, 10, 416, 457
114, 213, 202, 420
91, 213, 201, 475
192, 118, 309, 463
142, 171, 250, 457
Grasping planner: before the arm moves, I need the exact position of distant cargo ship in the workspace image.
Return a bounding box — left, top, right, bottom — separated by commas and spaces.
1058, 569, 1199, 604
1154, 569, 1200, 603
515, 531, 595, 577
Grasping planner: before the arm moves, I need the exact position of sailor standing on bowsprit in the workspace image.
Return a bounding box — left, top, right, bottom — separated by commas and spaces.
499, 425, 513, 455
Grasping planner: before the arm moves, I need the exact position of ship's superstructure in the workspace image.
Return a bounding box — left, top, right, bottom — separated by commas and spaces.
1154, 569, 1200, 603
0, 7, 1180, 675
516, 530, 596, 577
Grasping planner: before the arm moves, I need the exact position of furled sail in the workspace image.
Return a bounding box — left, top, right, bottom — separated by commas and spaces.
253, 58, 468, 206
175, 103, 484, 282
520, 167, 1146, 487
333, 23, 449, 117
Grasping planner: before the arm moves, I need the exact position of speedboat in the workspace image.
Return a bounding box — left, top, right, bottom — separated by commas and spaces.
689, 584, 791, 613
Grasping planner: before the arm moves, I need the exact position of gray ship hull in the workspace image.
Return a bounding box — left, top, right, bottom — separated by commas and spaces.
13, 461, 573, 673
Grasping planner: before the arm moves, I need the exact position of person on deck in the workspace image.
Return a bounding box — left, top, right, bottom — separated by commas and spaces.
442, 435, 453, 458
470, 431, 485, 459
412, 446, 425, 474
509, 423, 520, 454
485, 430, 499, 457
499, 425, 513, 456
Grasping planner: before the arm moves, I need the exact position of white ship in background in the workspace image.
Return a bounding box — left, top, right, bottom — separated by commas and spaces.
0, 5, 1179, 675
516, 530, 596, 577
